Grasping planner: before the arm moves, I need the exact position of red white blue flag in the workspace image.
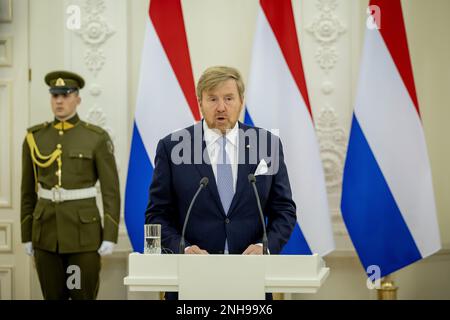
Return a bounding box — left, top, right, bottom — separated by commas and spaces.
125, 0, 199, 252
246, 0, 335, 256
341, 0, 441, 277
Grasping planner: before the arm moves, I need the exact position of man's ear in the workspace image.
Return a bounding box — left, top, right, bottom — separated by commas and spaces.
239, 97, 245, 112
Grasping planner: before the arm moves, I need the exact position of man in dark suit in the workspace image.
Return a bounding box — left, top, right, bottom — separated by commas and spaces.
146, 66, 296, 258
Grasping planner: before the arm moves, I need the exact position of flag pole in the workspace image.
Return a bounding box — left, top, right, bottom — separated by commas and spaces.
376, 274, 398, 300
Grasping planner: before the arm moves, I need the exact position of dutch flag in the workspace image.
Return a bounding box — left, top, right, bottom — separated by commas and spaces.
246, 0, 335, 256
341, 0, 441, 277
125, 0, 199, 252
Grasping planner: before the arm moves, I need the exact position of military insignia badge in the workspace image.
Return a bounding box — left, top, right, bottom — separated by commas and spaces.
55, 78, 66, 86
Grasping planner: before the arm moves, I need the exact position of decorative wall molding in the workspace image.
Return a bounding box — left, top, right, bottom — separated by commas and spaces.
321, 80, 334, 95
0, 0, 12, 22
305, 0, 349, 203
0, 266, 13, 300
76, 0, 115, 78
84, 48, 106, 76
316, 106, 347, 194
89, 83, 102, 97
86, 105, 119, 173
86, 105, 114, 139
86, 105, 107, 127
75, 0, 117, 175
0, 221, 12, 252
0, 36, 12, 66
0, 80, 12, 208
68, 1, 128, 262
306, 0, 346, 74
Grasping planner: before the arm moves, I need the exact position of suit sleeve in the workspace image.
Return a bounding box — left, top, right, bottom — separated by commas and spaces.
95, 132, 121, 243
145, 139, 185, 254
266, 138, 297, 254
20, 136, 37, 243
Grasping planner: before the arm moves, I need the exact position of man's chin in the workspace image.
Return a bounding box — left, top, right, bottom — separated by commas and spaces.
54, 112, 71, 120
215, 121, 237, 131
215, 124, 230, 133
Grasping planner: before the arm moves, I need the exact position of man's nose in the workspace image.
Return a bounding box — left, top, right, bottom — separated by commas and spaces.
216, 99, 226, 111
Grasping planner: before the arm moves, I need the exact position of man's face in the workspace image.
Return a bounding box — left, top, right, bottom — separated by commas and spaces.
200, 79, 243, 134
50, 92, 80, 120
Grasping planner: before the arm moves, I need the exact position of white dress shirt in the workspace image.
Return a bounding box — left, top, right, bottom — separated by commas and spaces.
203, 120, 238, 193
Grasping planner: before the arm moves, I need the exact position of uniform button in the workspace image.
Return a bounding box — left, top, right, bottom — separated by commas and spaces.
79, 154, 83, 158
225, 218, 230, 224
59, 130, 64, 136
92, 217, 96, 221
57, 144, 62, 149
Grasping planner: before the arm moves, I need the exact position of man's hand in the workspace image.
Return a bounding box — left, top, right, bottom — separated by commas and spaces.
98, 240, 115, 256
24, 241, 34, 256
242, 244, 263, 255
185, 245, 209, 254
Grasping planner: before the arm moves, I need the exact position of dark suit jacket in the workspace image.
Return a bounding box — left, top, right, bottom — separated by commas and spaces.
145, 121, 296, 254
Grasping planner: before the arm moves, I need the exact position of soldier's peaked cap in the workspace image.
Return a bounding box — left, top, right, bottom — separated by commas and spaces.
45, 70, 85, 95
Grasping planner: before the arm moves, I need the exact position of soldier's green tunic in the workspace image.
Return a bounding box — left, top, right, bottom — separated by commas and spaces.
21, 114, 120, 253
21, 70, 120, 300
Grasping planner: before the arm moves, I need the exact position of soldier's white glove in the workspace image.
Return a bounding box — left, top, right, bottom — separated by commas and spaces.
24, 241, 34, 256
98, 240, 115, 256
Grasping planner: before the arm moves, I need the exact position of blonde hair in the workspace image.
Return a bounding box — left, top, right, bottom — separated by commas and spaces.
196, 66, 245, 102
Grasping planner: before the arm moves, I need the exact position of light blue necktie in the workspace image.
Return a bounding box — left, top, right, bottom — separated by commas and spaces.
217, 136, 234, 214
217, 136, 234, 253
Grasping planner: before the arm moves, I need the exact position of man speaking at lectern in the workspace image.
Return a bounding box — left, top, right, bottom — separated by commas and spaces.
145, 66, 296, 258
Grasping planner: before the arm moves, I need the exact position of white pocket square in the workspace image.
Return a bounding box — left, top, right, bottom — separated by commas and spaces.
254, 159, 269, 176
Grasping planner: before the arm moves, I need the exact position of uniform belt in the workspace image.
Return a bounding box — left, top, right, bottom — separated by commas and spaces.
38, 184, 97, 202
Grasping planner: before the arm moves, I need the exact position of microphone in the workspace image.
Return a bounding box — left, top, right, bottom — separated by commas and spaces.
248, 173, 268, 255
179, 177, 209, 254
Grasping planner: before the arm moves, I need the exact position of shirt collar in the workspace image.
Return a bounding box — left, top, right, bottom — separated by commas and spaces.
203, 119, 238, 148
53, 113, 80, 130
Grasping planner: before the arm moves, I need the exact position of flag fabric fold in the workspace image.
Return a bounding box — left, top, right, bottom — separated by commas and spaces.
341, 0, 441, 277
125, 0, 198, 252
246, 0, 335, 256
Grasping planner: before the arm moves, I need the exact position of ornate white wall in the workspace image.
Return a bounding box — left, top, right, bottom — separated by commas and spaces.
0, 0, 449, 299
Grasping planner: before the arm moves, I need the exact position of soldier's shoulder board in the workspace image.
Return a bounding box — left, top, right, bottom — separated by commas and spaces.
27, 122, 49, 133
80, 121, 105, 134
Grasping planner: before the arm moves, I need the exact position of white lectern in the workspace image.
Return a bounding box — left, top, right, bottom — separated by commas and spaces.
124, 253, 329, 300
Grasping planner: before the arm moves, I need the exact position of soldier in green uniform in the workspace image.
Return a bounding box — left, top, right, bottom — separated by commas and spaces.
20, 70, 120, 300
